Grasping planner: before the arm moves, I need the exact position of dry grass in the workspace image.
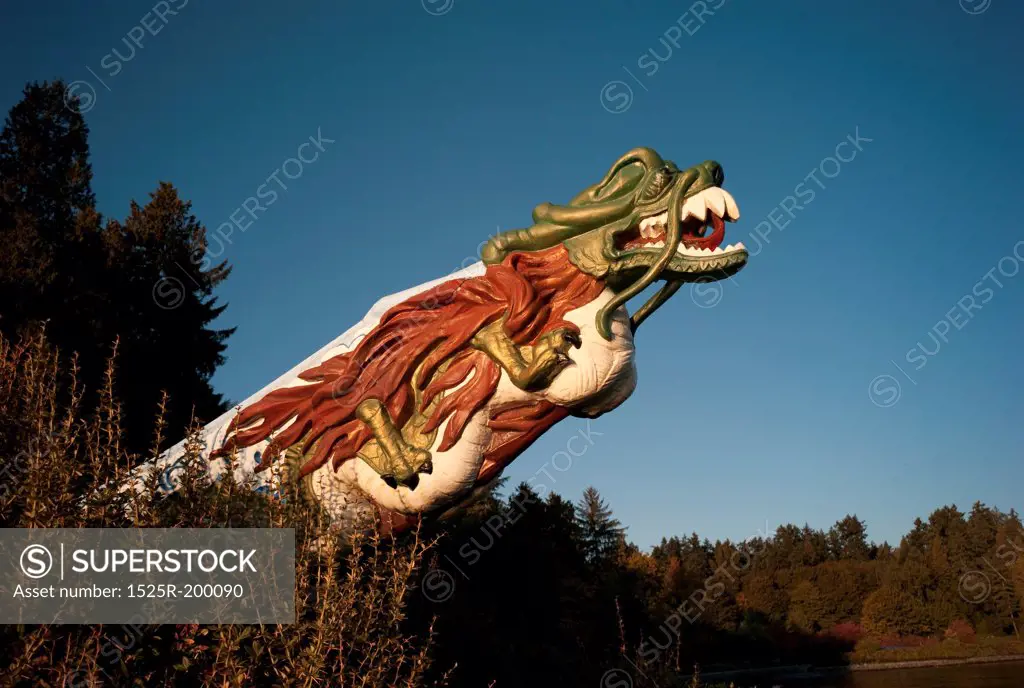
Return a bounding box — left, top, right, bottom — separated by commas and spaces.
0, 328, 448, 687
609, 602, 744, 688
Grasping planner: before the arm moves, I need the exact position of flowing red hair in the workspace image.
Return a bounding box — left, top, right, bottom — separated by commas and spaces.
213, 245, 604, 479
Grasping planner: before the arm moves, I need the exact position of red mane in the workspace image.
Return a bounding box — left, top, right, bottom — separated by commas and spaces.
213, 246, 604, 478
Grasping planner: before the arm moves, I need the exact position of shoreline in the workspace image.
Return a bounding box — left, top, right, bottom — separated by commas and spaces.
688, 653, 1024, 683
848, 653, 1024, 672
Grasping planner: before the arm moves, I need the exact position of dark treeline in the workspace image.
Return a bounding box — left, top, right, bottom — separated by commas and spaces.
3, 329, 1020, 686
407, 483, 1024, 685
0, 80, 232, 453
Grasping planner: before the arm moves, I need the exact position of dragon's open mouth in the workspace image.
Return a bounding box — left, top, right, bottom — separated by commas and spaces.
616, 186, 745, 257
550, 156, 750, 339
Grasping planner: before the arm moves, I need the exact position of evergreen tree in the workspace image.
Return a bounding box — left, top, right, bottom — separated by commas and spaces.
0, 81, 232, 452
815, 561, 876, 626
827, 515, 871, 561
104, 182, 233, 448
575, 486, 625, 563
0, 80, 100, 344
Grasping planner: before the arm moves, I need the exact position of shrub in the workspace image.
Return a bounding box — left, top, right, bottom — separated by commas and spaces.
944, 618, 977, 643
0, 329, 446, 686
860, 585, 934, 637
823, 622, 864, 645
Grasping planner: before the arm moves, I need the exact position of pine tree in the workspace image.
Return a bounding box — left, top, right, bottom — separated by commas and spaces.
575, 486, 625, 563
103, 182, 233, 448
0, 79, 99, 338
0, 81, 232, 452
827, 515, 871, 561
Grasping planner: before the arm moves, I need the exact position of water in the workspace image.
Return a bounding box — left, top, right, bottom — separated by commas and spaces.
809, 660, 1024, 687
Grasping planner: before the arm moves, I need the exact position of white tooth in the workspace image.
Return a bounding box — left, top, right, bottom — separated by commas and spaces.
722, 190, 740, 220
652, 241, 665, 248
682, 194, 707, 221
705, 189, 725, 218
712, 247, 723, 254
734, 241, 745, 250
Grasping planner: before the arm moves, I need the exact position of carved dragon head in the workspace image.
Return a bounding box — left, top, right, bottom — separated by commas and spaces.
481, 147, 747, 338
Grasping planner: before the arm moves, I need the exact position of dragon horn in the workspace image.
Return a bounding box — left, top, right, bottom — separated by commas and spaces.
481, 148, 664, 264
533, 147, 664, 227
575, 147, 665, 204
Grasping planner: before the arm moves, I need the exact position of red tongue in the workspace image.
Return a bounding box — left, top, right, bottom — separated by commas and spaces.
682, 214, 725, 250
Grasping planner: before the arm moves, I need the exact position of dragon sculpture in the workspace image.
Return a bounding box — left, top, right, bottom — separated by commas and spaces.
151, 147, 747, 534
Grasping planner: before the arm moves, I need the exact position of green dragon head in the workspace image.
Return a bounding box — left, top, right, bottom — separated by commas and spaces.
481, 147, 748, 339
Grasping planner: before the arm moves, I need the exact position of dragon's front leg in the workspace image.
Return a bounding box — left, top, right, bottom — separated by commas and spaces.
353, 321, 579, 490
355, 399, 433, 489
471, 319, 582, 392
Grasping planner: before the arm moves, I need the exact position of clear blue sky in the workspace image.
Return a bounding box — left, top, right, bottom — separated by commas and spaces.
3, 0, 1022, 550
